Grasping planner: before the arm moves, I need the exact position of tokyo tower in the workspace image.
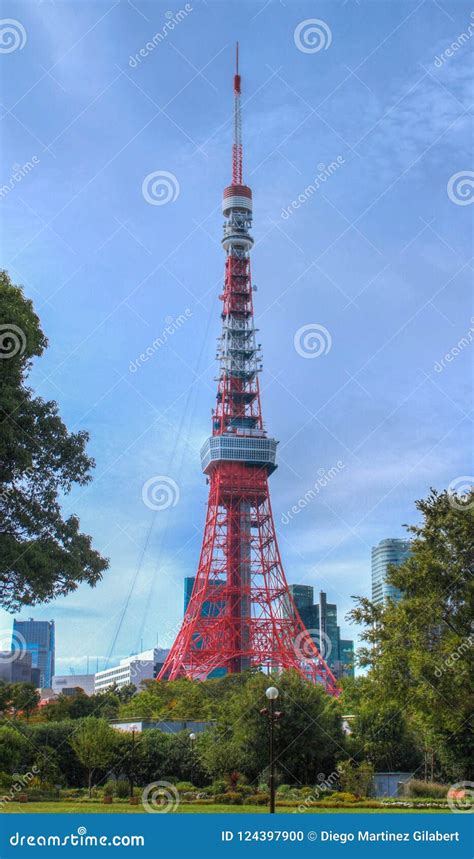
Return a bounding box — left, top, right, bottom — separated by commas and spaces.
158, 46, 340, 696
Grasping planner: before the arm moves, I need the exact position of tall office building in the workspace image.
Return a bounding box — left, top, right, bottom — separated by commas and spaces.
12, 619, 55, 688
184, 576, 226, 618
371, 539, 411, 605
0, 650, 34, 685
288, 584, 314, 610
290, 588, 354, 680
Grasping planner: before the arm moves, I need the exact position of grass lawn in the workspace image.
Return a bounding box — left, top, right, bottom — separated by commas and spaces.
0, 802, 451, 814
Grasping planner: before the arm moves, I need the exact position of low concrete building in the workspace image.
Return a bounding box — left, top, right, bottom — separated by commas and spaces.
373, 772, 414, 798
52, 674, 95, 696
110, 718, 214, 734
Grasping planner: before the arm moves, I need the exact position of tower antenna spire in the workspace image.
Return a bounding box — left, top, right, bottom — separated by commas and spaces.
232, 41, 242, 184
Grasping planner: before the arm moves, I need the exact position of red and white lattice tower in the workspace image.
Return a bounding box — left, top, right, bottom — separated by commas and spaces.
158, 46, 340, 696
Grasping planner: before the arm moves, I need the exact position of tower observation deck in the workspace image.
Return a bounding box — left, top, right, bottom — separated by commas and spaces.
158, 46, 340, 696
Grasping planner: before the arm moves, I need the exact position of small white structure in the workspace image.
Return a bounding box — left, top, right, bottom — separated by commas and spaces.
94, 648, 169, 694
52, 674, 95, 697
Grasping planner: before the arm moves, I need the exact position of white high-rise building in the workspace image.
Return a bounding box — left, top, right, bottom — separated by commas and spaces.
94, 648, 169, 693
371, 538, 411, 605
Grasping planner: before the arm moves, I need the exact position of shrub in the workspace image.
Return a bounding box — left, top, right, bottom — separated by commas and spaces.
227, 771, 241, 789
210, 779, 228, 795
214, 791, 242, 805
61, 788, 86, 799
0, 772, 13, 789
248, 792, 269, 805
115, 780, 130, 799
404, 780, 448, 799
25, 789, 57, 801
102, 781, 115, 798
175, 781, 195, 791
235, 784, 253, 797
276, 799, 302, 807
323, 791, 358, 803
277, 784, 291, 795
338, 760, 374, 798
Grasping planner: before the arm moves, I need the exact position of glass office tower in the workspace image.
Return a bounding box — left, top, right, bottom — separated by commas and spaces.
12, 618, 55, 688
371, 538, 411, 605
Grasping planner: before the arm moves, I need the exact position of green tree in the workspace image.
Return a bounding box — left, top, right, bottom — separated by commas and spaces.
349, 489, 474, 781
0, 726, 29, 773
20, 721, 84, 786
348, 701, 421, 772
338, 760, 374, 797
0, 271, 108, 609
202, 670, 345, 785
0, 682, 12, 716
10, 682, 39, 720
34, 745, 63, 786
113, 730, 144, 796
69, 718, 116, 796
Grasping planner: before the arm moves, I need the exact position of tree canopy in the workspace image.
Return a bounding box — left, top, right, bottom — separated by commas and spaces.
347, 488, 474, 781
0, 271, 108, 609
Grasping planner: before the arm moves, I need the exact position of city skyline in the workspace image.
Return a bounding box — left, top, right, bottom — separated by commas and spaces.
1, 1, 471, 674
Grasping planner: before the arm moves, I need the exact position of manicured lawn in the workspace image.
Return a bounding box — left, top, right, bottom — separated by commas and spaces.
0, 802, 450, 814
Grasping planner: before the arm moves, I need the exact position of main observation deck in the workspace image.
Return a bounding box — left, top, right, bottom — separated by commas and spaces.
200, 432, 278, 475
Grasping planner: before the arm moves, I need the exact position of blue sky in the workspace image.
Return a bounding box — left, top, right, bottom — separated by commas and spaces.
1, 0, 472, 675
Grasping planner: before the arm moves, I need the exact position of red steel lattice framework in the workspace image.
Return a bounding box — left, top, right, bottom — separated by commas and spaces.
158, 47, 340, 696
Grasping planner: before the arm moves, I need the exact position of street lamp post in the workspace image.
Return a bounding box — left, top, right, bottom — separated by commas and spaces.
129, 727, 136, 799
189, 732, 196, 785
264, 686, 280, 814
